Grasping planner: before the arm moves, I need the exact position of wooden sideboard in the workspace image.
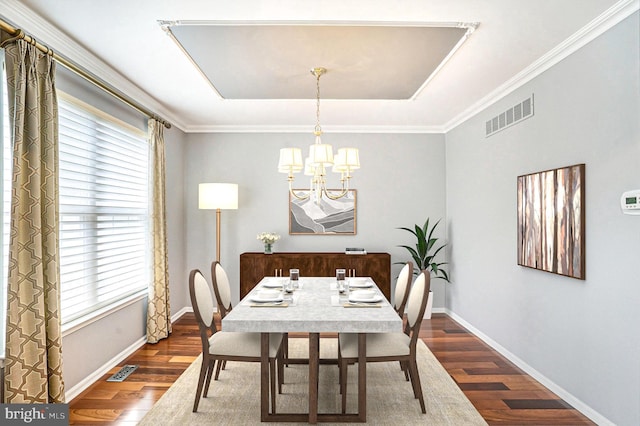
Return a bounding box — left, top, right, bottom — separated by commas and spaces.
239, 252, 391, 300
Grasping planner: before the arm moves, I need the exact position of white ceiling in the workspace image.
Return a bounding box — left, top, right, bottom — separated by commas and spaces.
1, 0, 634, 133
165, 22, 473, 100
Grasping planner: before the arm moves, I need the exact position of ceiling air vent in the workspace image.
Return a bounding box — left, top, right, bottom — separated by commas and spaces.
485, 94, 534, 137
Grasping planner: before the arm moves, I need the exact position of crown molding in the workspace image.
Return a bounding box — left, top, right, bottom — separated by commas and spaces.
443, 0, 639, 133
0, 0, 186, 131
183, 124, 445, 134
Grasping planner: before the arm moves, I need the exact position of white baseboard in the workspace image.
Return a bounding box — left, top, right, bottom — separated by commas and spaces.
65, 335, 147, 402
65, 306, 196, 402
171, 305, 193, 322
445, 309, 614, 426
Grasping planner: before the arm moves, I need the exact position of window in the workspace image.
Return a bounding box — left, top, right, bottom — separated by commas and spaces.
1, 63, 150, 335
57, 92, 150, 326
0, 63, 151, 336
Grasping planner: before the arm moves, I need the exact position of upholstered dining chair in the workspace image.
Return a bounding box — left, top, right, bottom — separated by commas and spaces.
189, 269, 284, 413
211, 260, 291, 373
212, 260, 292, 369
338, 270, 431, 414
393, 261, 414, 319
210, 260, 234, 320
393, 261, 414, 379
210, 261, 233, 377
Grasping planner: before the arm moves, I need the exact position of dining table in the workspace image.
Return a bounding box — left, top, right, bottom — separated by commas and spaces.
221, 276, 402, 423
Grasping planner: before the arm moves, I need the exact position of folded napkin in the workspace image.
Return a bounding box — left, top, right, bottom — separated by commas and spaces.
250, 302, 289, 308
343, 303, 382, 308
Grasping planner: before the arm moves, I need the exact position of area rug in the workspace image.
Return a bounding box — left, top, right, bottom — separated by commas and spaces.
139, 338, 487, 425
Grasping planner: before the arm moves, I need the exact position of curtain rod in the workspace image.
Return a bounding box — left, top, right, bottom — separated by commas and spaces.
0, 19, 171, 129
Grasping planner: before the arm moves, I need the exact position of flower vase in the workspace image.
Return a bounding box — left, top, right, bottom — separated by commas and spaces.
264, 243, 273, 254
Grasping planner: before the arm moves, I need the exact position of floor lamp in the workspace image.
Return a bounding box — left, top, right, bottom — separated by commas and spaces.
198, 183, 238, 263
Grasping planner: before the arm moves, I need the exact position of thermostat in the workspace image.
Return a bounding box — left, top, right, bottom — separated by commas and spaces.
621, 190, 640, 215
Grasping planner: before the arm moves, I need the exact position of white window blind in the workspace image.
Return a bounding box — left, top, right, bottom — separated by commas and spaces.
58, 93, 150, 325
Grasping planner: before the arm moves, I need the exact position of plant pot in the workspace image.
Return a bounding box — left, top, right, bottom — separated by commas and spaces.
424, 290, 433, 319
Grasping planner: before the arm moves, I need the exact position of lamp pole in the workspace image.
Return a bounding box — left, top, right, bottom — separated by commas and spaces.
198, 183, 238, 265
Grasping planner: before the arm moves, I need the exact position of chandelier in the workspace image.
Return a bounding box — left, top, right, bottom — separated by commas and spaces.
278, 67, 360, 204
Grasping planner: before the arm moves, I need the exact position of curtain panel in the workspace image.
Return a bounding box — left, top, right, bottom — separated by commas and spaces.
146, 118, 171, 343
1, 36, 65, 403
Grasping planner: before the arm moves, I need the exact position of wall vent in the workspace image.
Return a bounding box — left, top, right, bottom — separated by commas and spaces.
485, 94, 534, 137
106, 364, 138, 382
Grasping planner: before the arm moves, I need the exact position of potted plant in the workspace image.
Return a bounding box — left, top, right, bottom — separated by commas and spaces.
396, 218, 450, 318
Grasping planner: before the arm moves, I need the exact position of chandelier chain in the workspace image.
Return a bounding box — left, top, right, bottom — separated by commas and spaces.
315, 71, 322, 135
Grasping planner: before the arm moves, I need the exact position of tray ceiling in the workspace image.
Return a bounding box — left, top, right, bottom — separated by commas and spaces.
165, 22, 474, 100
3, 0, 631, 132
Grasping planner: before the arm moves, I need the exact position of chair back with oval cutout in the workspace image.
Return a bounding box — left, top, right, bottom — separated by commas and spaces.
211, 261, 233, 319
393, 261, 414, 318
189, 269, 217, 351
406, 270, 431, 350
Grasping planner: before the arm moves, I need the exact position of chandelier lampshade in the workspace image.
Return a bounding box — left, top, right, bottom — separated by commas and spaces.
278, 147, 304, 173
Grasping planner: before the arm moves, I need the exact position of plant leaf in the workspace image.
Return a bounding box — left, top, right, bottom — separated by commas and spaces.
397, 217, 449, 283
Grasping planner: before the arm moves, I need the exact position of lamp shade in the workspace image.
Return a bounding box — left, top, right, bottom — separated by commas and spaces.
333, 148, 360, 173
309, 143, 334, 166
278, 148, 303, 173
332, 151, 347, 173
199, 183, 238, 210
339, 147, 360, 169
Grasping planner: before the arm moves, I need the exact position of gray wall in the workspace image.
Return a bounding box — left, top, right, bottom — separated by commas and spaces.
445, 12, 639, 426
164, 127, 188, 315
184, 132, 448, 307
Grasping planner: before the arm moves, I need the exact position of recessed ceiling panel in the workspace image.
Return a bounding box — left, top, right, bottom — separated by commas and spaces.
167, 23, 470, 100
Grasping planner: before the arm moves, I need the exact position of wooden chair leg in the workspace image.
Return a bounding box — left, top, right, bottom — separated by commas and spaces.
203, 359, 215, 397
406, 358, 420, 399
401, 360, 410, 381
408, 358, 426, 413
192, 357, 209, 412
214, 358, 223, 380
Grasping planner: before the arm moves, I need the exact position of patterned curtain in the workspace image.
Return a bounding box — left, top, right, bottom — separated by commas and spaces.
146, 119, 171, 343
1, 37, 64, 403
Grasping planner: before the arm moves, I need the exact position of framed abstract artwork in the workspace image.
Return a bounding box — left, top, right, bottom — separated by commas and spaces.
517, 163, 585, 279
289, 190, 356, 235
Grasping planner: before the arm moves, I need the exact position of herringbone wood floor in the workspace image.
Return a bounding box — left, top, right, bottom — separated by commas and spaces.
68, 313, 595, 425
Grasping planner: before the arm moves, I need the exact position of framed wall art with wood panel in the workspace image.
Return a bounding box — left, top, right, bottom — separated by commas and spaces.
517, 163, 585, 279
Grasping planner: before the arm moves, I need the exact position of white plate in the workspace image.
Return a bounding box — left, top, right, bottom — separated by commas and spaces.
349, 290, 382, 303
250, 293, 284, 303
262, 278, 286, 288
349, 294, 383, 303
348, 278, 372, 288
251, 290, 282, 302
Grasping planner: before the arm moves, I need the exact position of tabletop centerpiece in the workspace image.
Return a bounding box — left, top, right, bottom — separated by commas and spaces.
257, 232, 280, 254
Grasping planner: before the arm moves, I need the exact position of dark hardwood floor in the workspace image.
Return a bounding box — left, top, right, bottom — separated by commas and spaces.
423, 315, 594, 425
68, 313, 595, 425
